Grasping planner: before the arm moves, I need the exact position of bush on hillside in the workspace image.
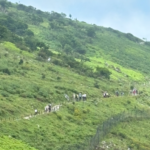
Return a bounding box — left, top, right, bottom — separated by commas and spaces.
95, 66, 111, 79
125, 33, 142, 42
87, 27, 96, 37
1, 68, 11, 75
38, 48, 53, 59
19, 59, 23, 65
0, 91, 9, 97
0, 25, 8, 40
94, 82, 100, 89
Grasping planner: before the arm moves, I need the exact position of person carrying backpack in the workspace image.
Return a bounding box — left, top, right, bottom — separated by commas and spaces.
48, 104, 51, 112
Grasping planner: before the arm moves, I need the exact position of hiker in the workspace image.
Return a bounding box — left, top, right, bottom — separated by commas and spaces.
103, 91, 109, 98
103, 91, 106, 98
79, 93, 82, 101
34, 109, 38, 115
52, 105, 61, 112
82, 94, 87, 101
133, 89, 138, 96
116, 91, 119, 96
75, 94, 79, 101
136, 89, 138, 95
73, 93, 76, 101
65, 94, 69, 101
48, 104, 51, 112
106, 92, 109, 97
121, 92, 124, 96
45, 105, 49, 113
132, 89, 136, 96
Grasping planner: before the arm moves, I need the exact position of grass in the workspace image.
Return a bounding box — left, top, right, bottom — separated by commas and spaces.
0, 136, 37, 150
0, 96, 147, 150
84, 57, 144, 81
3, 42, 35, 58
0, 3, 150, 149
0, 41, 150, 149
104, 119, 150, 150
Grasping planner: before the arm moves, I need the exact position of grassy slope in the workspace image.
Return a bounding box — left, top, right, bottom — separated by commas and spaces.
1, 42, 150, 149
29, 17, 150, 77
103, 119, 150, 150
84, 57, 144, 81
7, 5, 150, 79
0, 136, 37, 150
0, 42, 126, 118
0, 42, 111, 114
31, 23, 149, 81
0, 96, 148, 150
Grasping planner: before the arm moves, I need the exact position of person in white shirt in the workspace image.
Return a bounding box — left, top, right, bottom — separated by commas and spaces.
35, 109, 38, 115
82, 94, 86, 101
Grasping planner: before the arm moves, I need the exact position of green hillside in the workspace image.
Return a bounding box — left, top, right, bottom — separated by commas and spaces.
1, 0, 150, 78
0, 0, 150, 150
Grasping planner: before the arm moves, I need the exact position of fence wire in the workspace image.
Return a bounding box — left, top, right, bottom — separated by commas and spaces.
58, 108, 150, 150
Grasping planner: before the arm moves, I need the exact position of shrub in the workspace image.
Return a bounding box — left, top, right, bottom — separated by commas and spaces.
36, 56, 45, 61
19, 59, 24, 65
74, 108, 81, 116
20, 92, 31, 98
57, 76, 61, 80
55, 90, 61, 94
4, 52, 9, 57
127, 100, 131, 104
2, 68, 11, 75
130, 85, 134, 90
21, 65, 30, 70
95, 66, 111, 79
1, 91, 9, 97
52, 59, 63, 66
42, 73, 46, 79
94, 82, 99, 89
83, 109, 87, 113
57, 114, 62, 120
119, 132, 127, 138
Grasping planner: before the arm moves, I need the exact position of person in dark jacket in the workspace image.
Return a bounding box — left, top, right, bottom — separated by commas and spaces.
48, 104, 51, 112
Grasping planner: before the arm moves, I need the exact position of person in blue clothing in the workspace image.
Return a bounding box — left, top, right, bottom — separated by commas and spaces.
79, 93, 82, 101
116, 91, 119, 96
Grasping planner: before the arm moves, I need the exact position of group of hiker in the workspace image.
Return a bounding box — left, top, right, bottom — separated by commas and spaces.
65, 93, 87, 101
33, 88, 139, 115
45, 104, 52, 113
115, 88, 138, 97
72, 93, 87, 101
130, 88, 138, 96
103, 88, 138, 98
34, 104, 51, 115
74, 93, 87, 101
103, 91, 109, 98
115, 91, 124, 97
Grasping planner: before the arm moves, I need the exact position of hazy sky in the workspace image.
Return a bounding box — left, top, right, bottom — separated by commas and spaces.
9, 0, 150, 40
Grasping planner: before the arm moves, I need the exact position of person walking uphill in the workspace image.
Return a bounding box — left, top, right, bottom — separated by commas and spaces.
76, 94, 79, 101
116, 91, 119, 96
73, 93, 76, 101
79, 93, 82, 101
82, 94, 87, 101
48, 104, 51, 112
34, 109, 38, 115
